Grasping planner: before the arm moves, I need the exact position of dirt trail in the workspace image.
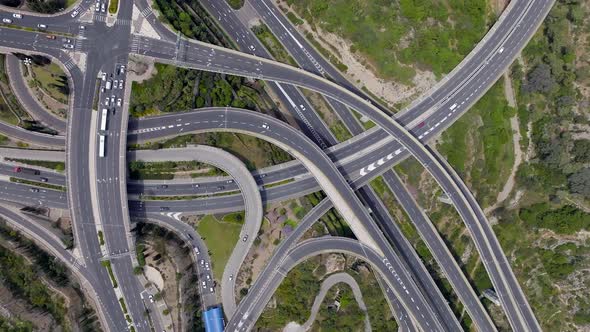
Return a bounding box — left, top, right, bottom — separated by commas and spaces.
485, 73, 522, 214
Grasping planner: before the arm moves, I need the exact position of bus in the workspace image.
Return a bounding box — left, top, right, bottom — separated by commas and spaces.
99, 135, 106, 157
100, 108, 108, 131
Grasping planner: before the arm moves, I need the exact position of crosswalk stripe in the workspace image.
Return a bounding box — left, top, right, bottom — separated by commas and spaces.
116, 19, 131, 26
141, 7, 153, 18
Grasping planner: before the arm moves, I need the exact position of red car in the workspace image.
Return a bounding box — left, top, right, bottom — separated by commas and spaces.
417, 122, 425, 128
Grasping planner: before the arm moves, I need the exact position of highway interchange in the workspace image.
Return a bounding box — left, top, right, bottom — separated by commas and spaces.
0, 0, 555, 331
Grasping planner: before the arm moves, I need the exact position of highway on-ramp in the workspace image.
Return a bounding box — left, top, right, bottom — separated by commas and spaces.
129, 146, 263, 317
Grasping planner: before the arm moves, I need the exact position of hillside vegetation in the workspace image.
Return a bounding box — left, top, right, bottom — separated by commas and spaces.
285, 0, 492, 83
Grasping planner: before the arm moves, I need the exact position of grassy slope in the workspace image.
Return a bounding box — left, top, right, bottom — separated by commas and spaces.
30, 62, 68, 105
437, 81, 515, 208
286, 0, 491, 83
197, 215, 241, 279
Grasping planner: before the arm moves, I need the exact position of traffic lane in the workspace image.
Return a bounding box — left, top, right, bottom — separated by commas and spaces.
204, 0, 364, 133
0, 119, 64, 147
0, 162, 65, 185
66, 47, 133, 331
141, 213, 218, 307
229, 237, 440, 332
0, 0, 93, 23
96, 53, 158, 330
359, 186, 463, 331
0, 209, 129, 332
134, 0, 552, 172
111, 256, 152, 331
0, 204, 130, 332
249, 0, 385, 100
197, 0, 342, 149
382, 170, 495, 330
133, 38, 338, 149
378, 276, 416, 332
0, 179, 67, 208
128, 171, 313, 199
164, 34, 536, 330
0, 22, 83, 50
227, 198, 332, 329
96, 61, 130, 254
6, 54, 67, 133
397, 0, 539, 121
250, 0, 538, 126
162, 108, 446, 330
0, 11, 81, 35
128, 146, 263, 317
0, 173, 318, 216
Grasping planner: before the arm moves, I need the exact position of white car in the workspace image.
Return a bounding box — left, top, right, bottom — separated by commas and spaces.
101, 72, 106, 81
498, 47, 505, 54
71, 9, 79, 18
95, 3, 100, 11
206, 275, 211, 281
116, 98, 122, 107
118, 80, 123, 89
261, 123, 269, 130
104, 97, 110, 106
37, 24, 47, 29
2, 18, 12, 24
101, 3, 106, 13
202, 281, 206, 288
110, 96, 115, 104
12, 13, 22, 19
114, 80, 118, 88
120, 65, 125, 74
229, 275, 233, 281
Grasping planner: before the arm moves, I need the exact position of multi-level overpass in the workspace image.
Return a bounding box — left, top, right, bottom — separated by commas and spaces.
0, 0, 556, 330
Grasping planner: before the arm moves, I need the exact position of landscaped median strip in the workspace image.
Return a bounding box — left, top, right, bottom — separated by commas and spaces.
109, 0, 119, 14
10, 177, 66, 191
119, 298, 132, 323
101, 259, 118, 288
140, 189, 241, 201
6, 158, 65, 172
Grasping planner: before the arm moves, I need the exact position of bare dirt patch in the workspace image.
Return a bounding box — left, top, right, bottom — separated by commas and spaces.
128, 56, 157, 83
